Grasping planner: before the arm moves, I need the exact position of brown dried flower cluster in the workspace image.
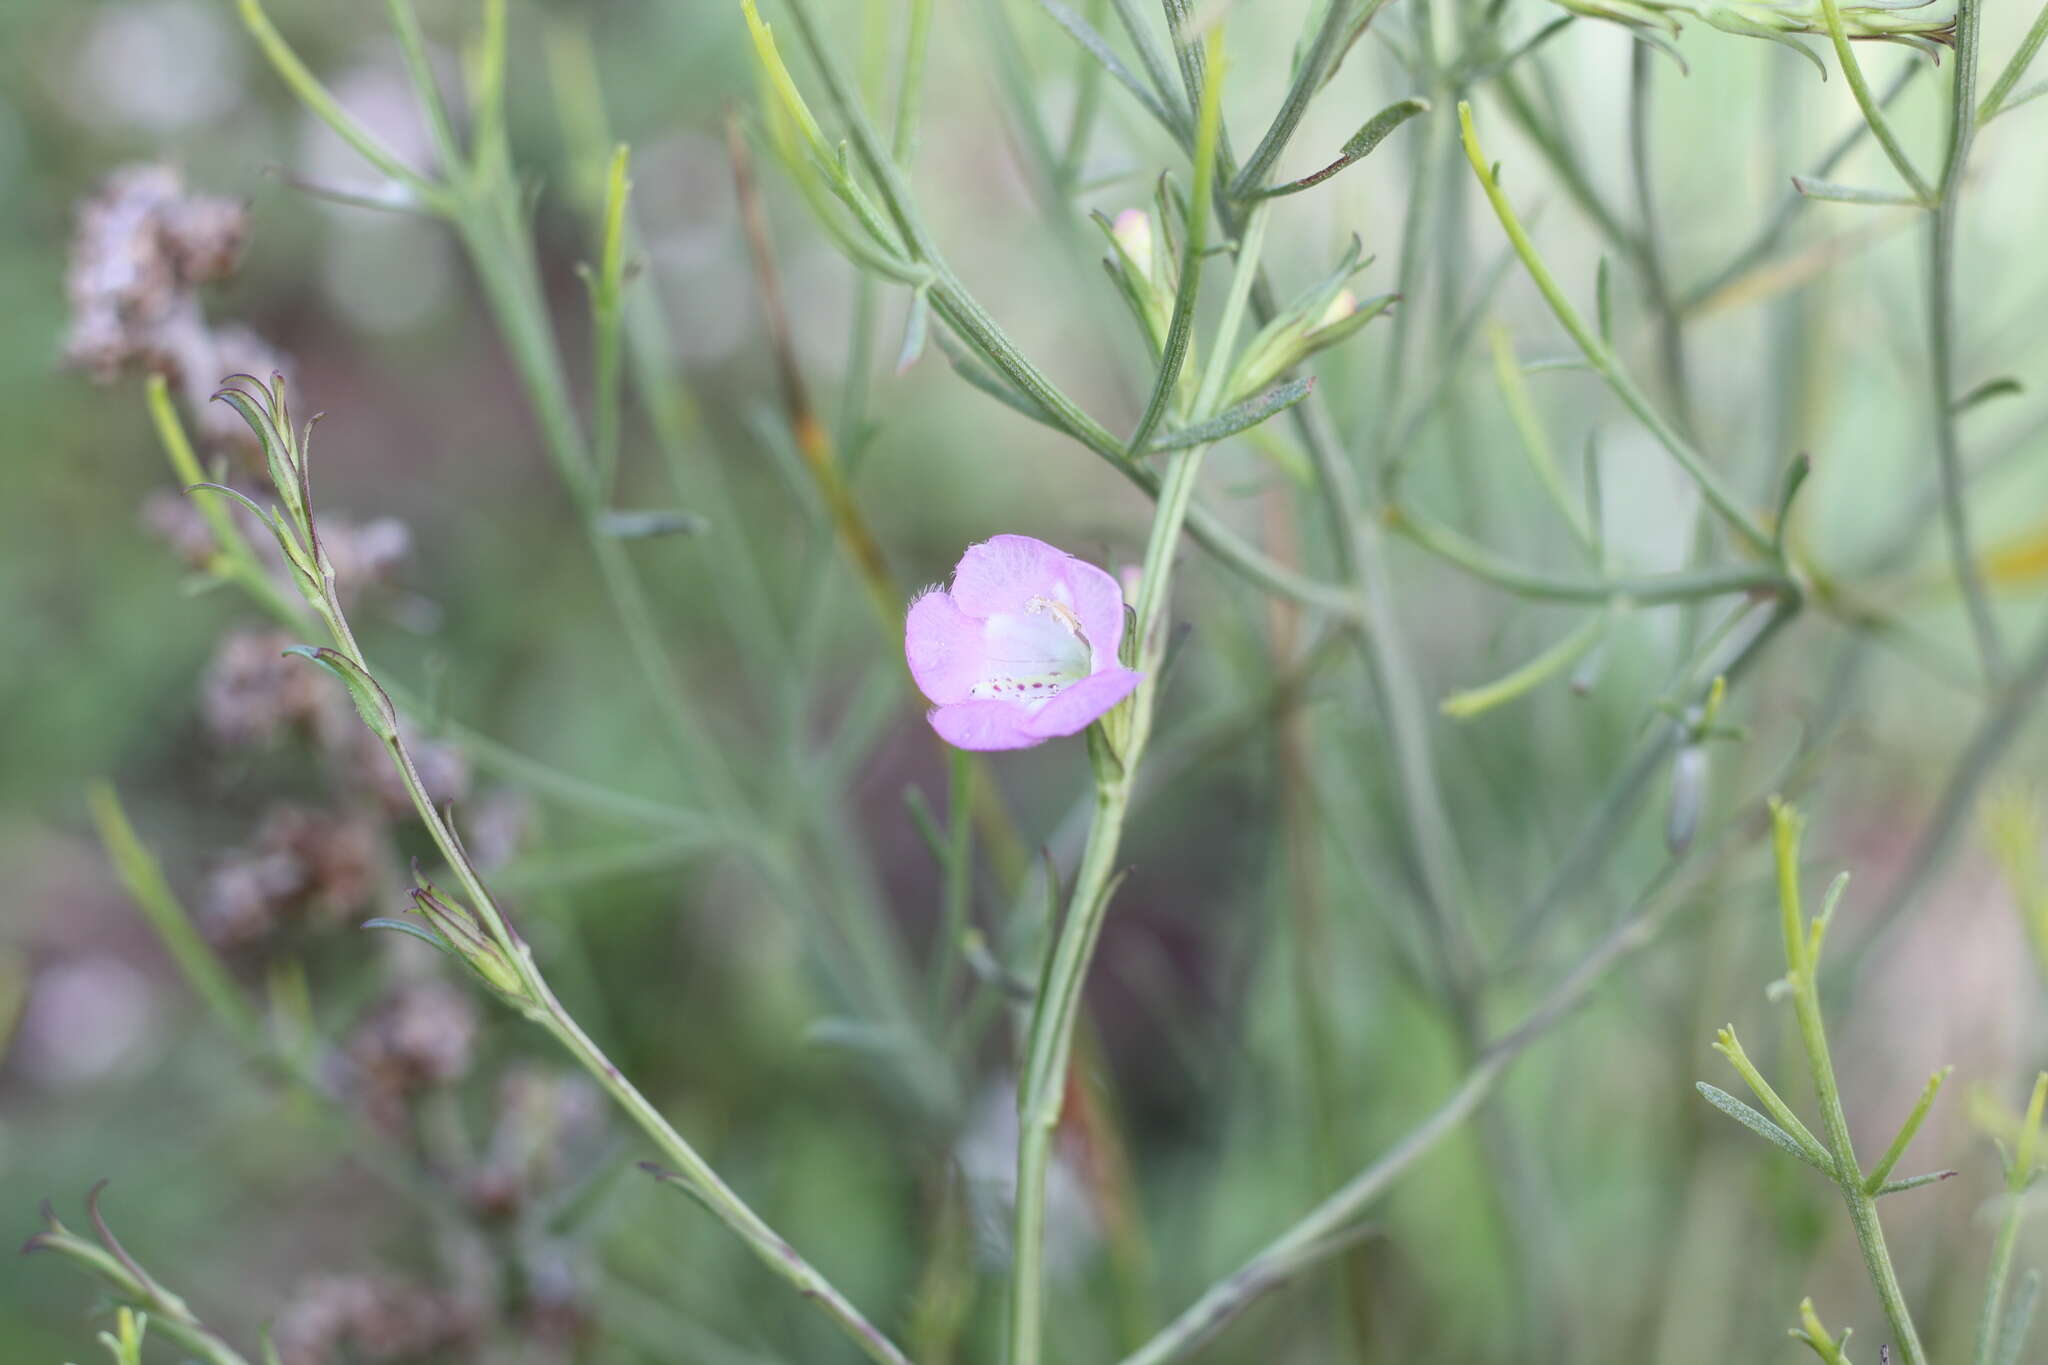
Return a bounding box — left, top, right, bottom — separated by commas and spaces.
193, 626, 474, 948
462, 1065, 606, 1221
345, 979, 482, 1132
63, 163, 288, 457
200, 803, 386, 948
271, 1273, 481, 1365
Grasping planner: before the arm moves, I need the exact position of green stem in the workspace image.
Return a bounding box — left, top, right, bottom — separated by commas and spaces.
1930, 0, 2006, 685
1121, 841, 1727, 1365
1227, 0, 1358, 195
1008, 75, 1256, 1365
1457, 102, 1776, 559
1774, 805, 1927, 1365
1978, 0, 2048, 123
1817, 0, 1934, 202
1684, 60, 1922, 313
774, 0, 1357, 620
1395, 504, 1793, 604
1973, 1073, 2048, 1365
315, 561, 915, 1365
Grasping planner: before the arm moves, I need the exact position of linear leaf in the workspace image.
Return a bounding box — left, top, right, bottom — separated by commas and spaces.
282, 646, 399, 741
1995, 1268, 2041, 1365
598, 508, 711, 538
1955, 376, 2024, 414
1697, 1083, 1834, 1173
1146, 378, 1315, 453
1037, 0, 1180, 136
1790, 176, 1924, 207
1256, 97, 1430, 198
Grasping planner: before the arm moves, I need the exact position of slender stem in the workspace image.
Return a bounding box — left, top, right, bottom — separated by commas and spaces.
1845, 607, 2048, 961
154, 374, 716, 834
384, 0, 464, 175
1121, 840, 1734, 1365
774, 0, 1358, 620
1974, 1073, 2048, 1365
893, 0, 936, 164
1394, 504, 1792, 604
1627, 44, 1692, 440
1008, 66, 1252, 1365
1930, 0, 2006, 684
1817, 0, 1934, 202
588, 145, 631, 495
1457, 103, 1776, 558
1111, 0, 1191, 133
311, 551, 916, 1365
539, 1006, 914, 1365
238, 0, 449, 208
1227, 0, 1357, 196
1774, 806, 1927, 1365
1684, 61, 1923, 313
454, 202, 741, 793
1978, 0, 2048, 123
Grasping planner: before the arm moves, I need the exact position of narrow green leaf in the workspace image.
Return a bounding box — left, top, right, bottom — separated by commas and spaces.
1342, 96, 1431, 160
1254, 97, 1429, 198
1998, 76, 2048, 117
1441, 612, 1607, 719
1697, 1082, 1834, 1173
1871, 1169, 1956, 1196
282, 646, 399, 740
938, 334, 1059, 429
1146, 378, 1315, 453
1595, 255, 1614, 347
1037, 0, 1180, 136
87, 782, 260, 1039
362, 916, 455, 953
1789, 175, 1924, 207
895, 286, 932, 374
1954, 376, 2024, 414
1994, 1269, 2042, 1365
598, 508, 711, 538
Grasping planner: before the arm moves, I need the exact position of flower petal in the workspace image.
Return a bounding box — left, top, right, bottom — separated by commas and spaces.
951, 535, 1130, 666
926, 699, 1049, 751
904, 588, 987, 705
949, 535, 1081, 618
1024, 666, 1143, 739
1063, 556, 1130, 666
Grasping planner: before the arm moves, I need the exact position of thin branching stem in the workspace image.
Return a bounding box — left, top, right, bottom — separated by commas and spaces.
1458, 102, 1777, 559
1771, 803, 1928, 1365
1930, 0, 2006, 684
1817, 0, 1934, 202
1009, 53, 1248, 1365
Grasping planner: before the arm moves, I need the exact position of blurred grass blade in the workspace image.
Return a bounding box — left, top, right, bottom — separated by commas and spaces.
86, 783, 260, 1042
1994, 1269, 2042, 1365
1037, 0, 1183, 137
1441, 612, 1607, 719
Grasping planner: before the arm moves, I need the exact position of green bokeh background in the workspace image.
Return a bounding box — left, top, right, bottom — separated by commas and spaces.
5, 1, 2048, 1362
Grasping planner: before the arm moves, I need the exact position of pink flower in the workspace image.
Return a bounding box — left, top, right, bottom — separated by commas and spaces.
906, 535, 1142, 751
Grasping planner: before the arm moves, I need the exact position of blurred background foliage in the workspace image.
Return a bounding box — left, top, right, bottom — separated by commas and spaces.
4, 0, 2048, 1362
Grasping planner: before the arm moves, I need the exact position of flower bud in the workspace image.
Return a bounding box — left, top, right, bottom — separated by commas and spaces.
1226, 267, 1394, 405
1097, 208, 1176, 359
411, 883, 529, 1005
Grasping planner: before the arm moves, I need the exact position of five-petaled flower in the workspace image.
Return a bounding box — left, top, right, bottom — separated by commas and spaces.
905, 535, 1142, 751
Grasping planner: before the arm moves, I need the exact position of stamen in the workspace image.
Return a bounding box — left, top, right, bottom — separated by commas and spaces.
1025, 595, 1084, 636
